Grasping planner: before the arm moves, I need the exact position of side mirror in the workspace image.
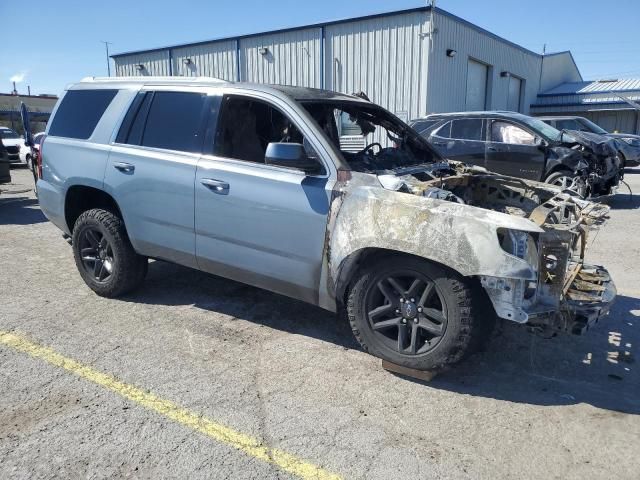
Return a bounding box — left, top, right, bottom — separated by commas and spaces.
265, 142, 324, 175
534, 136, 547, 148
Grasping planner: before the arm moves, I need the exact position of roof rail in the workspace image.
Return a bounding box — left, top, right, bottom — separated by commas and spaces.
79, 76, 230, 84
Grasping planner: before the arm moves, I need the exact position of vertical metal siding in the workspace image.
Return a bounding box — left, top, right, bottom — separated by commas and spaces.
240, 28, 321, 87
427, 12, 542, 114
325, 12, 430, 122
171, 41, 238, 80
114, 50, 171, 76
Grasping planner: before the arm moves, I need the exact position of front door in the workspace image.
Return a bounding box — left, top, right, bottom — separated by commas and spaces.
194, 94, 333, 304
485, 119, 546, 180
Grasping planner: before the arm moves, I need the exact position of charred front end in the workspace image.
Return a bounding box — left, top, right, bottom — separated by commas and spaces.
372, 163, 616, 335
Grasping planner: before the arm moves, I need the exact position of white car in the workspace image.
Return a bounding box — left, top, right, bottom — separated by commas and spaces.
0, 127, 31, 167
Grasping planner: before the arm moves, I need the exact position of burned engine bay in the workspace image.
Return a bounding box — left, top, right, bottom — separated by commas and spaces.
371, 161, 613, 334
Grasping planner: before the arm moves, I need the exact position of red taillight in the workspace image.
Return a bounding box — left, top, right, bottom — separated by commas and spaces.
37, 134, 46, 179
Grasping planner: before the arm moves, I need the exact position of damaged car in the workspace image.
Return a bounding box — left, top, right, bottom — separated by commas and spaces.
411, 112, 623, 197
537, 115, 640, 167
37, 78, 616, 372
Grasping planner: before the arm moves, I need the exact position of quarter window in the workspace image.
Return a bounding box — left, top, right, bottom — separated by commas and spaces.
48, 89, 117, 139
491, 121, 535, 145
450, 118, 484, 141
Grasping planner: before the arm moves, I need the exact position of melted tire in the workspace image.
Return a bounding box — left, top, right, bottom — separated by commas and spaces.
347, 256, 486, 371
72, 208, 147, 298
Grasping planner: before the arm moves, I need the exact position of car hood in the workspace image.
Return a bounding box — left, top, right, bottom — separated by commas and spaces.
562, 130, 618, 157
606, 133, 640, 141
1, 138, 24, 147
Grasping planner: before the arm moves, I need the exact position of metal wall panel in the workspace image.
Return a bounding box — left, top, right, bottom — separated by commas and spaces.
427, 12, 542, 114
240, 28, 321, 86
114, 50, 171, 77
171, 40, 238, 80
325, 12, 431, 122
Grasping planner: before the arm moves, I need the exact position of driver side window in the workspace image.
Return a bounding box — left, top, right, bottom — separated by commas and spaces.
491, 121, 535, 145
214, 95, 317, 163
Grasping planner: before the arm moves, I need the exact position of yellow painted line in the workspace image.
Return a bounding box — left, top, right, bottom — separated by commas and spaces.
0, 331, 342, 480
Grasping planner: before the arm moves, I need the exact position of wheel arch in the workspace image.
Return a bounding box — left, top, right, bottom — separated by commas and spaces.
65, 185, 123, 233
335, 248, 467, 309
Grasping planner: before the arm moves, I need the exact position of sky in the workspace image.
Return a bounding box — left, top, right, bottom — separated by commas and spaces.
1, 0, 639, 96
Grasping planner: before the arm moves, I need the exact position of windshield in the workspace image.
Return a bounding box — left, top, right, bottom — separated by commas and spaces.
518, 116, 563, 142
577, 117, 608, 134
0, 129, 20, 140
300, 100, 438, 173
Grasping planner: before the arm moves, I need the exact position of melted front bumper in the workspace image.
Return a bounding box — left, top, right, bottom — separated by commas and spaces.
564, 265, 617, 334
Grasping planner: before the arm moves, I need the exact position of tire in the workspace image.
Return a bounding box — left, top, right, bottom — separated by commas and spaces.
72, 208, 147, 297
25, 155, 32, 170
346, 256, 487, 371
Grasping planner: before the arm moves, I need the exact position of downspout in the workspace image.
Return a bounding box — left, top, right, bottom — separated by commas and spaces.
320, 26, 325, 89
236, 38, 241, 82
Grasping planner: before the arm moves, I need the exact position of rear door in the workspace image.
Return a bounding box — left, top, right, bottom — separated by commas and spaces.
105, 87, 211, 268
429, 118, 486, 168
194, 92, 334, 304
485, 119, 546, 180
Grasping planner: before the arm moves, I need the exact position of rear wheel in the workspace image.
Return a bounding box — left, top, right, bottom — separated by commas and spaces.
72, 208, 147, 297
347, 256, 487, 371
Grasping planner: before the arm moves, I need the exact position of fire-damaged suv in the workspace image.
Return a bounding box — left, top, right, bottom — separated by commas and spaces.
37, 77, 616, 372
411, 111, 623, 198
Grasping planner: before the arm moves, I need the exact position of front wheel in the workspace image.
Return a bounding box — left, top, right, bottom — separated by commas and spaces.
346, 256, 487, 371
72, 208, 147, 297
545, 170, 587, 197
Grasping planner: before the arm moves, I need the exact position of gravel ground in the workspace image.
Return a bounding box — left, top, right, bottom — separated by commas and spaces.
1, 166, 639, 480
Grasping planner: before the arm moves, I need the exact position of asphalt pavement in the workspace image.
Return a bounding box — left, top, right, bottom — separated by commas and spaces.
1, 166, 639, 479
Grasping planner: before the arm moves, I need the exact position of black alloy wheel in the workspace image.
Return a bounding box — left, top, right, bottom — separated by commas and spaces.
365, 271, 447, 355
78, 226, 115, 283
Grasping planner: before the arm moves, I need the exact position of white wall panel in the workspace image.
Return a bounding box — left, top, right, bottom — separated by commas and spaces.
240, 28, 321, 86
171, 41, 238, 80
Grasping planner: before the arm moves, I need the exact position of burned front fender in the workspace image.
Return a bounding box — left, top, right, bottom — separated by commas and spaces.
327, 178, 543, 306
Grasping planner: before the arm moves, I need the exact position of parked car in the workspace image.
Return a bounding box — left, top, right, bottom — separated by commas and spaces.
37, 77, 616, 372
411, 112, 623, 197
537, 115, 640, 167
0, 127, 24, 165
0, 137, 11, 184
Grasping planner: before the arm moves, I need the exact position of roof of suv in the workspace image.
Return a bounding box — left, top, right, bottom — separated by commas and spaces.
418, 111, 533, 122
73, 76, 368, 103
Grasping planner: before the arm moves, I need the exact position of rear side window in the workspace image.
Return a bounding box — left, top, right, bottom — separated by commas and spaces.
116, 91, 207, 153
49, 89, 117, 139
450, 118, 484, 141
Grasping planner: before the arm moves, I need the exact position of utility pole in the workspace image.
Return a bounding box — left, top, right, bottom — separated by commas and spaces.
101, 41, 112, 77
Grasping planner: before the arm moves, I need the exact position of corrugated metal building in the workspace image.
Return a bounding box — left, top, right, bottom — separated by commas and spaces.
111, 6, 581, 124
531, 79, 640, 134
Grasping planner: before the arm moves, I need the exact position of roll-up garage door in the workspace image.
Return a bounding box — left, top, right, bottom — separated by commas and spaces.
466, 59, 488, 111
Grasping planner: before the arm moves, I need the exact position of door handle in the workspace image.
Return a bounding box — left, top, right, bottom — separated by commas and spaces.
113, 162, 135, 173
201, 178, 229, 195
487, 146, 497, 151
433, 141, 447, 147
